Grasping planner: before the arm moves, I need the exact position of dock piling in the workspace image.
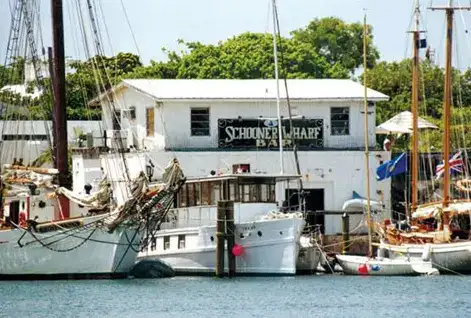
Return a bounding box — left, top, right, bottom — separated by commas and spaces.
341, 212, 350, 254
225, 201, 236, 277
216, 201, 226, 278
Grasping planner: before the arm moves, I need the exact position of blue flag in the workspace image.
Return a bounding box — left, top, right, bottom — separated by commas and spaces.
376, 153, 407, 181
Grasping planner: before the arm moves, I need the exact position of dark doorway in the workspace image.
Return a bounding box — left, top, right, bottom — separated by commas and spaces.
9, 201, 20, 225
285, 188, 325, 233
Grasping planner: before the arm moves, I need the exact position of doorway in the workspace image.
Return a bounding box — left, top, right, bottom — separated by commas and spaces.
285, 188, 325, 233
9, 201, 20, 225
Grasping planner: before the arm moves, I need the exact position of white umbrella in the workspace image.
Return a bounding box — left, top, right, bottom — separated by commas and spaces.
376, 111, 437, 135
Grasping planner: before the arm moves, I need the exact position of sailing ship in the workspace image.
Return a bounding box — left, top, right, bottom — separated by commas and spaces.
377, 0, 471, 274
0, 0, 185, 278
336, 10, 438, 275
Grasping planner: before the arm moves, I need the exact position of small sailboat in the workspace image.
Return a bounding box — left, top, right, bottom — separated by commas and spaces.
336, 10, 438, 276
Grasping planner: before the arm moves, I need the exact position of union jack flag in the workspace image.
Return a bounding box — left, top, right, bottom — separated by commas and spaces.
435, 151, 464, 180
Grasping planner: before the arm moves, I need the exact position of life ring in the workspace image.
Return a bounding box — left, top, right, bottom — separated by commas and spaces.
456, 179, 471, 192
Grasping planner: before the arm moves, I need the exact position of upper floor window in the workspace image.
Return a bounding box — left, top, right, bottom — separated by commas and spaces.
123, 106, 136, 121
330, 107, 349, 136
146, 107, 155, 136
191, 108, 210, 136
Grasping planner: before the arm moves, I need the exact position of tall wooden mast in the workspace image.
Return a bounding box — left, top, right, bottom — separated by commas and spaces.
429, 0, 470, 209
51, 0, 70, 218
410, 1, 422, 214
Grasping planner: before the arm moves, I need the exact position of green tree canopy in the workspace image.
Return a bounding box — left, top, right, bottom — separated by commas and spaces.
366, 58, 471, 150
291, 17, 380, 74
129, 32, 350, 80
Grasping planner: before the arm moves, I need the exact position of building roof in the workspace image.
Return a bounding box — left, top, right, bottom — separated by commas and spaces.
0, 120, 102, 140
89, 79, 389, 105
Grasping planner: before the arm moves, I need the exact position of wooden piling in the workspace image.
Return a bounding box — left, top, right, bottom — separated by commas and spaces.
216, 201, 226, 278
225, 201, 236, 277
341, 212, 350, 254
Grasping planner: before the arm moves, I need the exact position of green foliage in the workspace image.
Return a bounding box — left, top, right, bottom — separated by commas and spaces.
128, 32, 351, 80
0, 52, 141, 120
291, 17, 380, 74
366, 58, 471, 150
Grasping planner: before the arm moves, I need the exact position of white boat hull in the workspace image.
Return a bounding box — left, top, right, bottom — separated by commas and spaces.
336, 254, 438, 276
138, 217, 305, 275
0, 215, 140, 278
380, 240, 471, 274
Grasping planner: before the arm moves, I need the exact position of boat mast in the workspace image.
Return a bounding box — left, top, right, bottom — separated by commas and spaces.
429, 0, 470, 209
410, 0, 421, 215
362, 13, 373, 257
51, 0, 70, 218
272, 0, 284, 175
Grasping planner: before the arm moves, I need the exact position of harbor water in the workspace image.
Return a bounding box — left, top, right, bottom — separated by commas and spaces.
0, 275, 470, 317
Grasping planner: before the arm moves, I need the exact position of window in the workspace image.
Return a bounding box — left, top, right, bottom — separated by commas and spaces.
211, 182, 221, 203
146, 107, 155, 136
178, 235, 186, 249
201, 182, 211, 205
164, 236, 170, 250
179, 184, 188, 207
123, 106, 136, 121
2, 134, 48, 141
191, 108, 210, 136
330, 107, 350, 135
151, 238, 156, 251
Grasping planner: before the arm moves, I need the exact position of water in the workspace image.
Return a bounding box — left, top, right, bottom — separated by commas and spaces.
0, 275, 470, 317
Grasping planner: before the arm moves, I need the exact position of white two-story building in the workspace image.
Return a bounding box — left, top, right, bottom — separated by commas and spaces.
73, 79, 391, 235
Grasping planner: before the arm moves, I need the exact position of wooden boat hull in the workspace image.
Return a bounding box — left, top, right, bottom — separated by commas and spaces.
380, 241, 471, 274
336, 254, 438, 276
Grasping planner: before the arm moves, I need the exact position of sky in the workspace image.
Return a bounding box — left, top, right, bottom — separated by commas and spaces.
1, 0, 471, 69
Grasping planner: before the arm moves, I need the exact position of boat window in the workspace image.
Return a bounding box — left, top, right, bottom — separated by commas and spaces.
268, 184, 276, 202
238, 182, 276, 203
195, 183, 201, 205
249, 184, 260, 202
179, 184, 188, 207
201, 181, 211, 205
188, 183, 196, 207
261, 184, 268, 202
178, 234, 185, 249
240, 184, 250, 202
164, 236, 170, 250
229, 180, 239, 202
151, 238, 156, 251
141, 237, 148, 252
211, 182, 221, 203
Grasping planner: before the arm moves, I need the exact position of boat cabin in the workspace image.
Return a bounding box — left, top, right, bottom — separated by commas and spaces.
163, 173, 301, 229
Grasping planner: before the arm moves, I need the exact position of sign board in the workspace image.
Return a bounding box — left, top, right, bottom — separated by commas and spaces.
217, 118, 324, 150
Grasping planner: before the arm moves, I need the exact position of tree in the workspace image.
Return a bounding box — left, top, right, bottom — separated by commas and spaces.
291, 17, 380, 74
129, 33, 349, 80
366, 58, 471, 150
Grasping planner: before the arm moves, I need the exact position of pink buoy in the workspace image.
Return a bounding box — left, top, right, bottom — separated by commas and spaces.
358, 264, 369, 275
232, 244, 244, 256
